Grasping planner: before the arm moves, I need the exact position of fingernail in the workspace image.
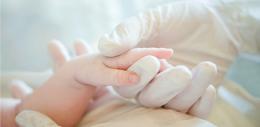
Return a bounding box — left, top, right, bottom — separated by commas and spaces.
128, 73, 139, 84
160, 48, 173, 52
162, 48, 174, 58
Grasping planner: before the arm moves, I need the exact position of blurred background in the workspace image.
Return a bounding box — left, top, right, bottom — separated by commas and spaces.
1, 0, 259, 97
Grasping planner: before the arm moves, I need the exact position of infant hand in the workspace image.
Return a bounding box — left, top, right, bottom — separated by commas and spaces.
67, 48, 173, 86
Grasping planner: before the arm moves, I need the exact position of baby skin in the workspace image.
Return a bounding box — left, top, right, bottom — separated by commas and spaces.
1, 40, 173, 127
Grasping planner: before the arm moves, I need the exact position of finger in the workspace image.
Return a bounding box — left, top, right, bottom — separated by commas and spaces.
48, 40, 70, 70
9, 80, 33, 99
165, 61, 217, 112
104, 48, 173, 69
159, 59, 173, 72
73, 39, 89, 56
113, 55, 160, 98
188, 85, 216, 119
137, 66, 192, 107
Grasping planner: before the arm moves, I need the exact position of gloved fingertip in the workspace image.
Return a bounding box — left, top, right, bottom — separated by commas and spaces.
193, 61, 218, 83
199, 61, 217, 75
98, 34, 122, 57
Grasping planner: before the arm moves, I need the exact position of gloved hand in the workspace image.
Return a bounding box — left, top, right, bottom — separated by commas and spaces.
98, 0, 244, 84
98, 1, 225, 119
107, 54, 217, 119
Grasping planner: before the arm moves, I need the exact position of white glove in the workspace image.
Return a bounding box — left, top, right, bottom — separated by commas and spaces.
99, 0, 260, 84
98, 1, 226, 119
16, 110, 60, 127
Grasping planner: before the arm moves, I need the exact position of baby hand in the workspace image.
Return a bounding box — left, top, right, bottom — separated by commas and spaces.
71, 48, 172, 86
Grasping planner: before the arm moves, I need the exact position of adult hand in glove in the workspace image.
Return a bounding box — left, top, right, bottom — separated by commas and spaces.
99, 1, 243, 83
98, 1, 232, 119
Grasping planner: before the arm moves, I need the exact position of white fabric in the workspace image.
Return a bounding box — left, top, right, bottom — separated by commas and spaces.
78, 99, 216, 127
16, 110, 60, 127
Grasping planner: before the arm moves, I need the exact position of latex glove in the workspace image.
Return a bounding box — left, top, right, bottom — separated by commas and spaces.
98, 0, 253, 84
98, 1, 230, 118
109, 54, 217, 119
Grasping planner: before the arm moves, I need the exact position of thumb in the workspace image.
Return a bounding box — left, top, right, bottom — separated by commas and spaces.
98, 11, 159, 57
